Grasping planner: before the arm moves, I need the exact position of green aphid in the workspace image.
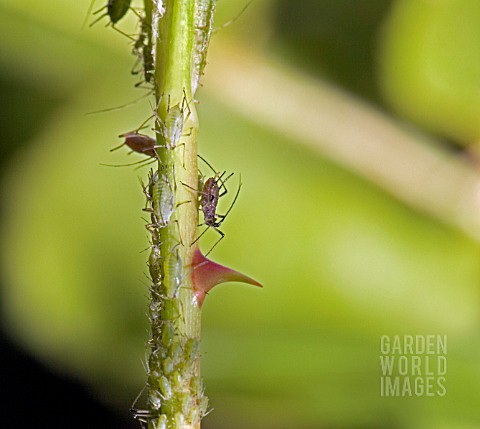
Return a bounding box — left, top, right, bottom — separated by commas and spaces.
199, 395, 209, 416
185, 338, 200, 362
162, 357, 174, 375
163, 251, 183, 298
181, 394, 193, 416
157, 95, 191, 151
159, 375, 173, 400
170, 343, 183, 366
163, 298, 179, 319
174, 412, 185, 429
150, 171, 175, 227
161, 321, 175, 348
156, 414, 168, 429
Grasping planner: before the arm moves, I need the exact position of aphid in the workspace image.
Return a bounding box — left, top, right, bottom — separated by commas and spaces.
107, 0, 131, 24
163, 250, 183, 298
90, 0, 132, 26
117, 131, 157, 157
148, 170, 175, 227
174, 412, 185, 429
155, 93, 192, 157
159, 375, 173, 400
102, 132, 157, 169
132, 18, 155, 86
191, 156, 242, 256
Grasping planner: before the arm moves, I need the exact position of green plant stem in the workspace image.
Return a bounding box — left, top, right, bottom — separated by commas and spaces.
144, 0, 204, 428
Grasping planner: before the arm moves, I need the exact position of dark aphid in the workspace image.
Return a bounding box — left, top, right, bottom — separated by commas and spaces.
89, 0, 134, 39
116, 131, 157, 157
201, 177, 221, 227
143, 45, 154, 84
190, 157, 242, 256
131, 17, 154, 86
100, 132, 157, 168
107, 0, 131, 24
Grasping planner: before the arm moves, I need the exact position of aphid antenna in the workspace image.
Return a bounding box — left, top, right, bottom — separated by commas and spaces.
213, 0, 255, 33
134, 80, 154, 90
197, 153, 219, 177
86, 89, 153, 116
82, 0, 98, 30
99, 157, 156, 168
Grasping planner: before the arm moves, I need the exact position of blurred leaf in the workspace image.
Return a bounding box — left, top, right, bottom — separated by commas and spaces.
379, 0, 480, 144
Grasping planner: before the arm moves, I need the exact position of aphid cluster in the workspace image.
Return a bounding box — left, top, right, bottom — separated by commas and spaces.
92, 2, 254, 427
141, 165, 210, 428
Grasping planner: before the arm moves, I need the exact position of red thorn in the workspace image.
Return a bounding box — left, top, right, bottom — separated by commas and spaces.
191, 247, 262, 307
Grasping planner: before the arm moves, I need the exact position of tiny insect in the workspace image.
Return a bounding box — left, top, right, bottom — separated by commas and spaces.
110, 93, 192, 168
117, 131, 157, 157
155, 92, 192, 155
102, 132, 157, 168
107, 0, 132, 24
188, 156, 242, 256
90, 0, 132, 25
131, 18, 155, 87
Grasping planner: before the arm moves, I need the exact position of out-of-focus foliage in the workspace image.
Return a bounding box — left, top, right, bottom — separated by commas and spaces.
1, 1, 480, 429
379, 0, 480, 144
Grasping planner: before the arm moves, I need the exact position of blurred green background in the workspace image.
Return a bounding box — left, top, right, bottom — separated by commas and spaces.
1, 1, 480, 428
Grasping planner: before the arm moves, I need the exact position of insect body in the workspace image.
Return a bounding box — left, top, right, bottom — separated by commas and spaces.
201, 177, 221, 227
119, 132, 157, 157
107, 0, 131, 24
155, 94, 192, 157
191, 163, 242, 256
89, 0, 134, 35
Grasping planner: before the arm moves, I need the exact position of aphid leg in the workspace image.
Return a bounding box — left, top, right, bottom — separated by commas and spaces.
180, 88, 192, 122
191, 225, 209, 247
90, 6, 108, 27
135, 113, 156, 133
175, 199, 194, 209
205, 227, 225, 257
111, 25, 136, 41
134, 158, 156, 170
213, 0, 255, 33
216, 177, 242, 222
170, 219, 184, 246
216, 172, 234, 197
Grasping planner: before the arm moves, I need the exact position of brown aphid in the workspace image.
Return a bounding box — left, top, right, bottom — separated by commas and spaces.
116, 131, 157, 157
201, 177, 221, 228
194, 170, 241, 256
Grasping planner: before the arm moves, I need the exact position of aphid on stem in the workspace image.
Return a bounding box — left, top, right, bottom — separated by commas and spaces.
109, 92, 193, 168
154, 91, 192, 167
183, 155, 242, 256
131, 16, 155, 87
101, 132, 157, 169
